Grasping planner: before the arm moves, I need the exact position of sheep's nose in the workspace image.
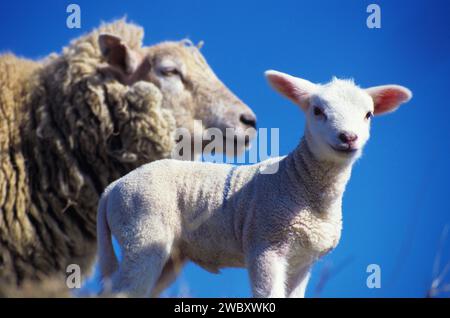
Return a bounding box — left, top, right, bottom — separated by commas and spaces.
240, 113, 257, 129
338, 132, 358, 143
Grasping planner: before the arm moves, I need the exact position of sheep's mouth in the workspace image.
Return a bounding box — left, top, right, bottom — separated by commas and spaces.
330, 144, 358, 155
225, 135, 251, 149
238, 135, 252, 148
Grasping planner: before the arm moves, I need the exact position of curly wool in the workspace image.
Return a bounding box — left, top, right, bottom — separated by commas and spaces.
0, 20, 176, 295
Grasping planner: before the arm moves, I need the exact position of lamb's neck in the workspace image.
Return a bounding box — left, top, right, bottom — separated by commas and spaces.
284, 137, 353, 215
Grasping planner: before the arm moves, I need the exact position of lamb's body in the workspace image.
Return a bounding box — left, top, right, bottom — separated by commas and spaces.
99, 139, 348, 297
97, 70, 412, 298
105, 159, 253, 272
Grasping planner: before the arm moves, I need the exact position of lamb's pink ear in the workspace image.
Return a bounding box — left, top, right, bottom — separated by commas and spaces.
98, 34, 139, 75
366, 85, 412, 115
265, 70, 317, 111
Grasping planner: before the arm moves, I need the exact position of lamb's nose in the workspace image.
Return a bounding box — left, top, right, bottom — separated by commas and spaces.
339, 132, 358, 143
240, 113, 257, 129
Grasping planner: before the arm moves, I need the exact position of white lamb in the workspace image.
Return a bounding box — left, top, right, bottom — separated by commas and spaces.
95, 70, 412, 297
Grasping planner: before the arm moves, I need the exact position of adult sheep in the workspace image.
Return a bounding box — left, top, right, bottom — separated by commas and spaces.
0, 19, 256, 296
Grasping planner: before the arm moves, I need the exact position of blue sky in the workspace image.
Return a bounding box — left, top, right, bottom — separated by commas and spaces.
2, 0, 449, 297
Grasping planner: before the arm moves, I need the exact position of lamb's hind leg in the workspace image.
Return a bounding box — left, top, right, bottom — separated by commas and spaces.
111, 241, 172, 297
151, 251, 187, 297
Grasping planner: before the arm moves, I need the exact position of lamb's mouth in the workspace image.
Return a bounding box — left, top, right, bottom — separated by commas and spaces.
330, 144, 358, 155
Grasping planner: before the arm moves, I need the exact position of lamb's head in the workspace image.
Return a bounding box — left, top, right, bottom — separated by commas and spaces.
266, 70, 412, 163
98, 34, 256, 155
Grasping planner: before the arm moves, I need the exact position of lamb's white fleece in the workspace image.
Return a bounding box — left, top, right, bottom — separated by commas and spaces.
96, 71, 412, 298
98, 137, 349, 297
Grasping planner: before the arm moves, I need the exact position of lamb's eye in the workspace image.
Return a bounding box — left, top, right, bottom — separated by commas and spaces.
313, 106, 325, 118
365, 111, 373, 120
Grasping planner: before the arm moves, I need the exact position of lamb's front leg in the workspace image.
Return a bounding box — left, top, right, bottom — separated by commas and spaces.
247, 247, 288, 298
287, 267, 311, 298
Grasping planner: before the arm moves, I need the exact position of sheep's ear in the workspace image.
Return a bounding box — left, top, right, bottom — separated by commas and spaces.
265, 70, 317, 111
98, 34, 139, 74
366, 85, 412, 115
197, 41, 204, 49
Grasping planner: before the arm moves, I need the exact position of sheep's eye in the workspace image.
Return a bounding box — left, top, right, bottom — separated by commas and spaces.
160, 67, 180, 77
365, 111, 373, 120
313, 106, 325, 118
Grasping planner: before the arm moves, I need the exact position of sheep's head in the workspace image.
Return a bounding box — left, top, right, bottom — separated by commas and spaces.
266, 70, 412, 163
98, 34, 256, 157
